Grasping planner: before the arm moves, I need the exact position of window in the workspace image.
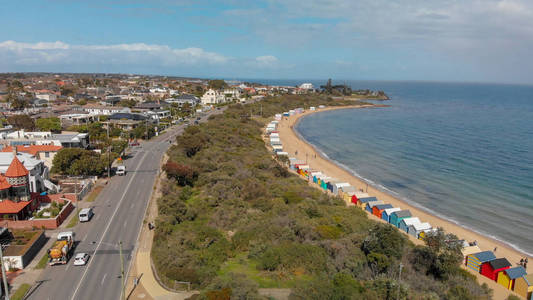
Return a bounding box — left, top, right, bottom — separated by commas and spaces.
45, 152, 50, 158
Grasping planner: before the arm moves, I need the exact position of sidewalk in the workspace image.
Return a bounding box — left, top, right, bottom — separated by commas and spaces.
126, 152, 198, 300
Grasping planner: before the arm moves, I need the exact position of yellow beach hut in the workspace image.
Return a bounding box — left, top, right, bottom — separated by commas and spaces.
497, 266, 527, 290
514, 274, 533, 300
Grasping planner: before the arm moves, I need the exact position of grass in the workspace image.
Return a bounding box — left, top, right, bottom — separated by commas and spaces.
217, 253, 312, 288
66, 209, 79, 228
34, 253, 49, 269
86, 185, 104, 202
11, 283, 31, 300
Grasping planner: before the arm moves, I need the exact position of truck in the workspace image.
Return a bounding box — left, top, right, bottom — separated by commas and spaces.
116, 165, 126, 176
48, 231, 75, 266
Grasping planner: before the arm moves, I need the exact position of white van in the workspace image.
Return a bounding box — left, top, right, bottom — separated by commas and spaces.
79, 208, 94, 222
116, 165, 126, 176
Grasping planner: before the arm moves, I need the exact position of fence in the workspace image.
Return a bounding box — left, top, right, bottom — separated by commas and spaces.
3, 200, 74, 230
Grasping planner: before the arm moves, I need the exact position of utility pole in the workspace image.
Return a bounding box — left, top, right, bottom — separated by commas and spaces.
119, 241, 125, 300
397, 263, 403, 300
107, 125, 111, 178
0, 244, 10, 300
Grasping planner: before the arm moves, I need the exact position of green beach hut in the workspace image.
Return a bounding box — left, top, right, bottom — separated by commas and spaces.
389, 210, 412, 227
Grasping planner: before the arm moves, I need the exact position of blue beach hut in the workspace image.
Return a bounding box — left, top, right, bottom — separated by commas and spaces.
389, 210, 412, 227
398, 217, 421, 233
466, 251, 496, 273
382, 207, 401, 222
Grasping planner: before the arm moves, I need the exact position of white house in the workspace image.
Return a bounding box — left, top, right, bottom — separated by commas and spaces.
201, 89, 225, 105
82, 105, 131, 116
299, 83, 314, 90
223, 88, 241, 100
35, 93, 57, 102
0, 152, 50, 194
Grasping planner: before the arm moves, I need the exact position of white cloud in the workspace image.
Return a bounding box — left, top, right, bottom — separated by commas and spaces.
0, 40, 229, 66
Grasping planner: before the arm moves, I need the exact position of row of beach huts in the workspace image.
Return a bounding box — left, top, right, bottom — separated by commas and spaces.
266, 112, 533, 300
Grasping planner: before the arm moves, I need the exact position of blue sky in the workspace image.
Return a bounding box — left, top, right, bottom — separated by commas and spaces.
1, 0, 533, 84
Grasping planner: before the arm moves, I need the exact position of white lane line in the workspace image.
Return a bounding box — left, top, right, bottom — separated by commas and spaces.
123, 220, 128, 228
83, 233, 88, 241
101, 273, 107, 286
130, 202, 135, 209
69, 149, 150, 300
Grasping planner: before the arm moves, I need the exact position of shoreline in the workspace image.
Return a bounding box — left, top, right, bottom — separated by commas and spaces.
277, 105, 530, 299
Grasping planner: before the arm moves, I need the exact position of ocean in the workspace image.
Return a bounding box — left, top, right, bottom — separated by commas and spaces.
258, 80, 533, 255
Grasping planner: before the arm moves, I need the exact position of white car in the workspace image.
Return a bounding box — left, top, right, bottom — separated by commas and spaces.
73, 253, 90, 266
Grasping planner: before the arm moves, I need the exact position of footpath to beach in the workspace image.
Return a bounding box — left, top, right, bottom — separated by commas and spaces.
276, 105, 531, 300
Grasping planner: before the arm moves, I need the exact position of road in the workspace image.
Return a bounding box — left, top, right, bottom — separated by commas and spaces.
26, 108, 224, 300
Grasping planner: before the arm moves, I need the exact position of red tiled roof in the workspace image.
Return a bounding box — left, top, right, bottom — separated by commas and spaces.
0, 199, 31, 214
2, 145, 63, 156
0, 175, 11, 190
5, 156, 29, 177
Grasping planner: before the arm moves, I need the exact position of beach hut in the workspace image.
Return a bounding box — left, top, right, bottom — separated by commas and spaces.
389, 210, 412, 228
382, 207, 401, 222
465, 251, 496, 273
373, 204, 393, 218
461, 245, 482, 258
276, 152, 289, 157
320, 176, 330, 191
514, 274, 533, 300
310, 172, 322, 184
333, 182, 351, 195
418, 227, 437, 240
497, 266, 527, 290
407, 222, 432, 238
365, 200, 384, 213
326, 179, 339, 192
357, 197, 377, 209
399, 217, 421, 233
339, 185, 357, 203
481, 257, 512, 281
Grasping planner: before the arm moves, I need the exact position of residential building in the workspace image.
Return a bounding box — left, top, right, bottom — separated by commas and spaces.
35, 93, 57, 102
201, 89, 225, 105
1, 145, 63, 169
82, 104, 131, 116
164, 94, 200, 107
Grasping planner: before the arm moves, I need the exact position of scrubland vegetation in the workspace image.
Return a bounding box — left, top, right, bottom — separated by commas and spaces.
153, 94, 492, 299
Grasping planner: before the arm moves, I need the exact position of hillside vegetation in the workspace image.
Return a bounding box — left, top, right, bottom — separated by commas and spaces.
153, 95, 492, 299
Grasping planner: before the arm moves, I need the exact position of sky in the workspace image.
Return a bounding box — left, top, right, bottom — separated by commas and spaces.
1, 0, 533, 84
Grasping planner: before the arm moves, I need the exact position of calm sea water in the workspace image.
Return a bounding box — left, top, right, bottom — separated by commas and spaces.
265, 80, 533, 255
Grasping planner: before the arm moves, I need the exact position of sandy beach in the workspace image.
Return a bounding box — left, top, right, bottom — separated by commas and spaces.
276, 105, 531, 299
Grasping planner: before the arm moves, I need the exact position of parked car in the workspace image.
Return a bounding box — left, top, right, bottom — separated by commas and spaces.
73, 253, 90, 266
116, 165, 126, 176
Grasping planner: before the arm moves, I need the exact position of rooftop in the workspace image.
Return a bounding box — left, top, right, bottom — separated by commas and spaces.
504, 266, 527, 279
488, 258, 511, 270
0, 199, 32, 214
1, 145, 62, 156
471, 251, 496, 263
393, 210, 412, 218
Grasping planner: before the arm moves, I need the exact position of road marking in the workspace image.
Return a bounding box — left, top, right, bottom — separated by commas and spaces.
70, 149, 151, 300
123, 220, 128, 228
83, 233, 88, 241
130, 203, 135, 209
65, 263, 71, 272
101, 273, 107, 286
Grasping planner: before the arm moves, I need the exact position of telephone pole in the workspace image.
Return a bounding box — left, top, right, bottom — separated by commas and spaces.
0, 244, 10, 300
107, 125, 111, 178
119, 241, 125, 300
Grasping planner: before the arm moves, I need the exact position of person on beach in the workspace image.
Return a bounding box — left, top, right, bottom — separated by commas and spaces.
520, 258, 524, 266
493, 247, 497, 252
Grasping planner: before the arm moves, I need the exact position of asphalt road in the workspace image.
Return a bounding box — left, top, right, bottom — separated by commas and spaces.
26, 108, 225, 300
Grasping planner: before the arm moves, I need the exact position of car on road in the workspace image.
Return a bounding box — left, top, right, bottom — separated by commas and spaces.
73, 253, 90, 266
116, 165, 126, 176
129, 142, 140, 147
79, 208, 94, 222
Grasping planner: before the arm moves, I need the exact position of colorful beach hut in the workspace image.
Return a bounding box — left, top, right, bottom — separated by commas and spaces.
389, 210, 412, 228
382, 207, 401, 222
372, 204, 393, 218
407, 222, 432, 239
326, 179, 339, 193
333, 182, 351, 195
461, 245, 482, 258
365, 200, 384, 213
497, 266, 527, 290
339, 186, 358, 204
357, 197, 377, 209
399, 217, 421, 233
481, 257, 512, 281
465, 251, 496, 273
514, 274, 533, 300
310, 172, 322, 184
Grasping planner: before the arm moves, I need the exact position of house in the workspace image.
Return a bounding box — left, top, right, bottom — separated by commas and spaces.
514, 274, 533, 300
59, 113, 96, 127
1, 145, 62, 169
165, 94, 200, 107
365, 200, 384, 213
407, 222, 432, 239
382, 207, 401, 223
480, 257, 511, 281
144, 110, 171, 120
465, 251, 496, 273
372, 204, 393, 218
222, 88, 241, 101
497, 266, 527, 290
35, 93, 57, 102
49, 133, 90, 149
82, 104, 131, 116
135, 101, 170, 111
398, 217, 421, 233
105, 113, 150, 130
201, 89, 225, 105
0, 151, 50, 195
389, 210, 412, 228
357, 197, 377, 209
32, 98, 49, 107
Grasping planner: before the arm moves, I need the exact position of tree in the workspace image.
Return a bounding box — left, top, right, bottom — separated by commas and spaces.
208, 79, 228, 90
51, 148, 106, 176
35, 117, 61, 133
163, 161, 197, 186
7, 114, 35, 130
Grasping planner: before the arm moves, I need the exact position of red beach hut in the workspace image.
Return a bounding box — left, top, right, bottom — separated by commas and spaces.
480, 257, 511, 281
